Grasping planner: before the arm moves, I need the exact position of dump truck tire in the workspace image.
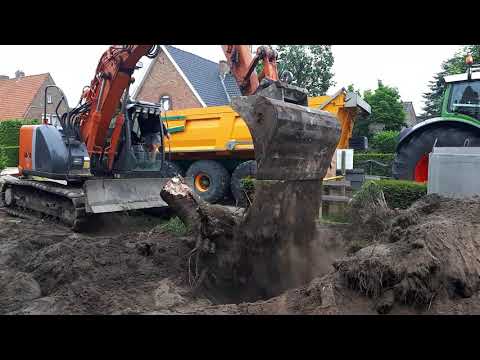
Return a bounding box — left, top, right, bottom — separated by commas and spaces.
186, 160, 230, 203
231, 160, 257, 207
159, 160, 183, 178
393, 124, 480, 181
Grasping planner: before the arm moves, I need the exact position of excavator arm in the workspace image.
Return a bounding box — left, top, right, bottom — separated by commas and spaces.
220, 45, 341, 181
223, 45, 371, 151
222, 45, 279, 96
76, 45, 159, 156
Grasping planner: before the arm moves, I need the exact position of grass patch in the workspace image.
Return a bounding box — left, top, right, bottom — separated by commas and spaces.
158, 216, 188, 236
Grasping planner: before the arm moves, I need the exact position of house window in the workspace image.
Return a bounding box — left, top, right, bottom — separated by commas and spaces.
160, 95, 171, 111
47, 95, 53, 104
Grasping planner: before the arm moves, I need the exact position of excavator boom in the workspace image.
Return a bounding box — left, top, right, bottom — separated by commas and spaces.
78, 45, 158, 161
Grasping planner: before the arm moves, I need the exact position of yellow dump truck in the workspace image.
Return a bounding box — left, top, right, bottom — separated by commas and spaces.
160, 88, 370, 205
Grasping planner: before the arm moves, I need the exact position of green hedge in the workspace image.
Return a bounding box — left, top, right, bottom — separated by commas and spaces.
370, 130, 399, 153
0, 148, 7, 171
361, 179, 427, 209
0, 119, 40, 167
354, 153, 395, 177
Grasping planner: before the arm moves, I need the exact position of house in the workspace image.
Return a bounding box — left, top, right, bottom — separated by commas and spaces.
402, 101, 417, 127
134, 45, 242, 110
0, 71, 69, 126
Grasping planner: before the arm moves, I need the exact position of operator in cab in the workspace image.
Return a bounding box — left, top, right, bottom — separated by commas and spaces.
137, 112, 170, 161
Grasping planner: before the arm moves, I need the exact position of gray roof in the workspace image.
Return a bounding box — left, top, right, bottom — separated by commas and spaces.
165, 45, 242, 106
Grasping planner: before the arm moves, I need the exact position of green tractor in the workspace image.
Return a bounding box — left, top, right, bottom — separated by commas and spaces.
393, 55, 480, 182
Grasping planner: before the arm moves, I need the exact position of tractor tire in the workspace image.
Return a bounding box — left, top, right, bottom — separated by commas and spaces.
393, 124, 480, 181
186, 160, 230, 203
231, 160, 257, 207
159, 160, 184, 178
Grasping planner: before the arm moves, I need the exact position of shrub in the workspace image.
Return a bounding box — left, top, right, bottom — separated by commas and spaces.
371, 130, 399, 153
0, 119, 40, 167
353, 153, 395, 177
358, 179, 427, 209
0, 148, 7, 171
240, 176, 256, 205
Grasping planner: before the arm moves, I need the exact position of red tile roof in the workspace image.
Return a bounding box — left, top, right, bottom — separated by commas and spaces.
0, 73, 49, 120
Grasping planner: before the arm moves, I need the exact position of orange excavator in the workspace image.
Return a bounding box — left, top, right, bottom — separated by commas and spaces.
223, 45, 308, 104
0, 45, 339, 230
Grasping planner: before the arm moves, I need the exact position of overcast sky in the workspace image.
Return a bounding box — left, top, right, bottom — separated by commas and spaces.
0, 45, 462, 113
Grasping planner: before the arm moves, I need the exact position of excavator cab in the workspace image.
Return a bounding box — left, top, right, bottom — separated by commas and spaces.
111, 101, 167, 175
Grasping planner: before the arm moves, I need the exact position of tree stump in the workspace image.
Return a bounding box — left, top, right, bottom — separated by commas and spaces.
161, 94, 341, 301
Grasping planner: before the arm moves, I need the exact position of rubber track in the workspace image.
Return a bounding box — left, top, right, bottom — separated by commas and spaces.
0, 176, 87, 231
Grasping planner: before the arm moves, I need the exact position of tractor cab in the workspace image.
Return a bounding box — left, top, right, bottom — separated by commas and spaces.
443, 58, 480, 122
393, 54, 480, 183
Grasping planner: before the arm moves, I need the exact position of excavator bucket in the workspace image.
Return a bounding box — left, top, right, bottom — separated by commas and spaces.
231, 85, 341, 181
84, 178, 168, 213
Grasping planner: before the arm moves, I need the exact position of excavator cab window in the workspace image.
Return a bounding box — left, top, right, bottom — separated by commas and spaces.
449, 80, 480, 120
122, 103, 166, 172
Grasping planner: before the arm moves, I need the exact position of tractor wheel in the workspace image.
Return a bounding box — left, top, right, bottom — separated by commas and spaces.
159, 160, 183, 178
393, 124, 480, 182
231, 160, 257, 207
186, 160, 230, 203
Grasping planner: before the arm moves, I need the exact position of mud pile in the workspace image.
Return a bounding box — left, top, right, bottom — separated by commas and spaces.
335, 194, 480, 313
3, 193, 480, 315
0, 211, 213, 314
179, 194, 480, 315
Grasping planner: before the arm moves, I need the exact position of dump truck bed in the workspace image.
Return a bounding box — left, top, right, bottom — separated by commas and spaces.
160, 89, 370, 158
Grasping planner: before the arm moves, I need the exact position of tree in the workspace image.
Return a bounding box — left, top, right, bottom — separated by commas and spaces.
273, 45, 335, 96
371, 130, 400, 153
347, 84, 361, 95
354, 80, 406, 139
422, 45, 480, 118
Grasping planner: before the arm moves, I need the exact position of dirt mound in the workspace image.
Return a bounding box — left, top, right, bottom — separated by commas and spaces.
0, 210, 211, 314
3, 193, 480, 315
174, 194, 480, 315
334, 194, 480, 312
0, 204, 350, 314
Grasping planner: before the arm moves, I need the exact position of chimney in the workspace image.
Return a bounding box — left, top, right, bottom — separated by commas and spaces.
219, 60, 230, 79
15, 70, 25, 79
0, 75, 9, 80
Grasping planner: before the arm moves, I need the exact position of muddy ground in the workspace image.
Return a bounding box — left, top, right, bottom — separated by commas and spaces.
2, 194, 480, 314
0, 205, 349, 314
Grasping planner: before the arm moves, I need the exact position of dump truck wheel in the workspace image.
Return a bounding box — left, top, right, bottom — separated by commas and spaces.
393, 124, 480, 181
186, 160, 230, 203
159, 160, 183, 178
231, 160, 257, 207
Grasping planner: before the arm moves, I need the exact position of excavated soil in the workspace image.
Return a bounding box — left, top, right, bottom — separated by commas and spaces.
0, 210, 213, 314
3, 194, 480, 314
189, 194, 480, 315
0, 206, 347, 314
